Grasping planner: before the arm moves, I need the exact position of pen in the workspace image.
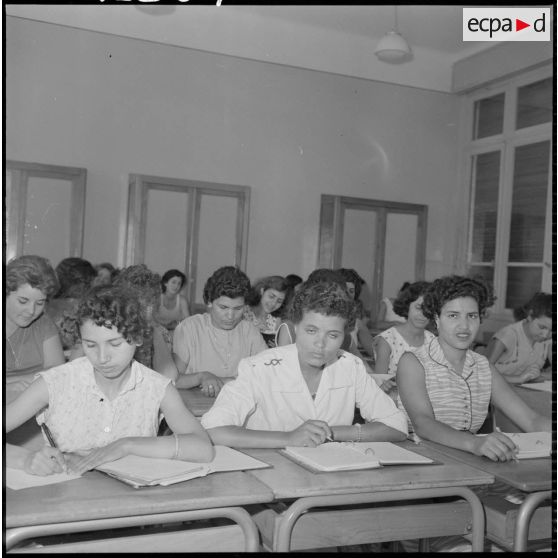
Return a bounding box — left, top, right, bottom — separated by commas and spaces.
41, 423, 68, 473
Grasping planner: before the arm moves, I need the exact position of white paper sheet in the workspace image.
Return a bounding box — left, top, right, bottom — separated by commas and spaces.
519, 380, 552, 392
5, 468, 81, 490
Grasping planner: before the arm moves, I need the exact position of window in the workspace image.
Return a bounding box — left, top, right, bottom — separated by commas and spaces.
465, 68, 552, 314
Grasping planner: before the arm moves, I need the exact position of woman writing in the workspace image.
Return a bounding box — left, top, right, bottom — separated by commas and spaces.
154, 269, 190, 332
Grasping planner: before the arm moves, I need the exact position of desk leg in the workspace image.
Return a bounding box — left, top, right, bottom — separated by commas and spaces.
6, 507, 260, 553
274, 486, 484, 552
513, 491, 551, 552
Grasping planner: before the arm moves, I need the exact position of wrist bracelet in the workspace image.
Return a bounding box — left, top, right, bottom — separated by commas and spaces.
173, 433, 180, 459
355, 423, 362, 443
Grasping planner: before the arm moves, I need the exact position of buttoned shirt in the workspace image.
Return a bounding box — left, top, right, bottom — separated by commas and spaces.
36, 357, 170, 452
397, 337, 492, 433
201, 344, 407, 434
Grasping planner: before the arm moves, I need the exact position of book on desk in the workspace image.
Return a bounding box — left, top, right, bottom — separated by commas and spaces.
281, 442, 434, 473
503, 432, 551, 459
96, 445, 270, 488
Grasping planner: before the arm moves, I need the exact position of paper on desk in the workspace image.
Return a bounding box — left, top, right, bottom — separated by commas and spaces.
519, 380, 552, 392
5, 467, 81, 490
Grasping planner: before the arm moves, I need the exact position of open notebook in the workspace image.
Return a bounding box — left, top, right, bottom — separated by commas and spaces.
281, 442, 434, 473
96, 445, 269, 488
503, 432, 551, 459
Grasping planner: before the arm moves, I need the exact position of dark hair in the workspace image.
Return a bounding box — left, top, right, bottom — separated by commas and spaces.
95, 262, 118, 278
55, 257, 96, 299
114, 264, 161, 309
515, 292, 552, 321
306, 268, 347, 290
5, 255, 59, 299
290, 280, 356, 331
392, 281, 431, 319
421, 275, 495, 322
63, 286, 150, 346
203, 266, 251, 305
285, 274, 303, 290
337, 268, 365, 300
246, 275, 288, 309
161, 269, 187, 293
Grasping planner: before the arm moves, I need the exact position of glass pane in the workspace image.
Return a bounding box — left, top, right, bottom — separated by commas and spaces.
508, 141, 549, 262
473, 93, 505, 139
516, 78, 552, 129
24, 177, 72, 267
144, 188, 189, 277
506, 267, 542, 309
341, 208, 376, 314
470, 152, 500, 262
468, 266, 494, 291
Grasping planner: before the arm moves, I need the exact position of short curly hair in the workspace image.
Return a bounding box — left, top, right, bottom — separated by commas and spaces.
5, 255, 59, 299
203, 266, 251, 304
336, 268, 365, 300
114, 264, 161, 308
290, 280, 357, 331
392, 281, 431, 319
63, 286, 150, 346
421, 275, 495, 322
55, 257, 96, 299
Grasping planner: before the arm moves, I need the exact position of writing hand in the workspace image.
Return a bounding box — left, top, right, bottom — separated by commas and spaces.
472, 432, 518, 462
287, 420, 333, 447
520, 366, 541, 383
199, 372, 224, 398
70, 439, 128, 476
23, 446, 68, 476
380, 378, 397, 393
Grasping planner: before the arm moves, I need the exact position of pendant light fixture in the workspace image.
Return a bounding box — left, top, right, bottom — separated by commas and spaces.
374, 6, 413, 64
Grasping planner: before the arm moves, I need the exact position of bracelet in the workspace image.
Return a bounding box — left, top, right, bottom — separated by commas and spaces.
173, 433, 180, 459
355, 423, 362, 443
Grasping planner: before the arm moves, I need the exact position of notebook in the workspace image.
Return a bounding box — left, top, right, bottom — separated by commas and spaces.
281, 442, 434, 473
96, 445, 270, 488
503, 432, 551, 459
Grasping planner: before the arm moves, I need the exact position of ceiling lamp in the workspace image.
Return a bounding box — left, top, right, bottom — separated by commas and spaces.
374, 6, 413, 64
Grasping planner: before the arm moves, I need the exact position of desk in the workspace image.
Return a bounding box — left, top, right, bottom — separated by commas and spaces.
245, 441, 494, 551
6, 470, 273, 552
494, 383, 552, 432
422, 440, 552, 551
178, 388, 215, 417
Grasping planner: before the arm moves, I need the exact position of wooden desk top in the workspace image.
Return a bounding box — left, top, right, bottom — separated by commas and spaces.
6, 470, 273, 529
243, 441, 494, 500
178, 388, 215, 417
421, 440, 552, 493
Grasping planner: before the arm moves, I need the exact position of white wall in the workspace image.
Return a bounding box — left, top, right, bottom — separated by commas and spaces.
6, 17, 462, 284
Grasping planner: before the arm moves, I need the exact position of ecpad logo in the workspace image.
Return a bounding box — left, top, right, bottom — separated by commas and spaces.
463, 8, 550, 41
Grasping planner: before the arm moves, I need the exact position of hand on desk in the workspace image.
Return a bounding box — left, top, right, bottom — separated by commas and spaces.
288, 420, 333, 447
380, 378, 397, 393
198, 372, 224, 398
68, 439, 127, 476
24, 446, 68, 476
519, 366, 541, 384
472, 432, 518, 462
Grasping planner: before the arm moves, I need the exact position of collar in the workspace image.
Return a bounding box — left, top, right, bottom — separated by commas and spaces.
426, 337, 477, 376
81, 358, 144, 399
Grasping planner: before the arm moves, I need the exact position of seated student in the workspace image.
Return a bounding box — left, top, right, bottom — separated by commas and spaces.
243, 275, 288, 348
6, 255, 65, 385
201, 280, 407, 448
372, 281, 434, 397
485, 292, 552, 384
92, 262, 118, 287
397, 275, 551, 459
374, 282, 409, 330
46, 257, 97, 351
154, 269, 191, 332
6, 286, 213, 476
172, 266, 267, 397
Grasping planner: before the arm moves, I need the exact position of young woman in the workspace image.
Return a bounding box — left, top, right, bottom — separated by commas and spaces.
372, 281, 434, 396
6, 286, 213, 476
243, 275, 288, 347
154, 269, 190, 332
6, 255, 65, 382
201, 280, 407, 448
397, 275, 550, 461
486, 292, 552, 384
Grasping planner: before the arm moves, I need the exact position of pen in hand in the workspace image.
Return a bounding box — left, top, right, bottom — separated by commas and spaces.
41, 423, 68, 473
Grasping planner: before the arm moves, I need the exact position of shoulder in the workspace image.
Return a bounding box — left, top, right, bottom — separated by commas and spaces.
38, 357, 91, 382
494, 321, 519, 339
177, 313, 206, 332
33, 312, 59, 336
133, 360, 171, 387
236, 319, 263, 337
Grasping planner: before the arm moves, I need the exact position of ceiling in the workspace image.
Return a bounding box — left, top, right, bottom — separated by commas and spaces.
6, 4, 499, 92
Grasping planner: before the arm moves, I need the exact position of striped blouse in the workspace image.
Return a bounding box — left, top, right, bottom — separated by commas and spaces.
397, 337, 492, 433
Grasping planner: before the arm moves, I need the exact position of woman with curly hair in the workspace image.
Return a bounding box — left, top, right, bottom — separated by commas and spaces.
6, 255, 65, 381
372, 281, 434, 396
6, 286, 213, 477
201, 280, 407, 448
172, 266, 267, 396
243, 275, 288, 347
486, 292, 552, 384
397, 275, 550, 459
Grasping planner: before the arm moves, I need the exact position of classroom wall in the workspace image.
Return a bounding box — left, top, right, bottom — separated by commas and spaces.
6, 17, 462, 284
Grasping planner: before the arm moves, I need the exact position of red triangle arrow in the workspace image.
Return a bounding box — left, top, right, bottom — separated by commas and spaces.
516, 19, 530, 31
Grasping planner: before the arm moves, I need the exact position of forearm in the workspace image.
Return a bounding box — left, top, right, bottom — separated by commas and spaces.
175, 373, 202, 389
122, 435, 215, 463
412, 416, 478, 454
206, 426, 292, 448
331, 422, 406, 443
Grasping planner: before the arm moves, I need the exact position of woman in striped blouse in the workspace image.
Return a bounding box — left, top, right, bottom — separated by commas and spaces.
397, 275, 550, 462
